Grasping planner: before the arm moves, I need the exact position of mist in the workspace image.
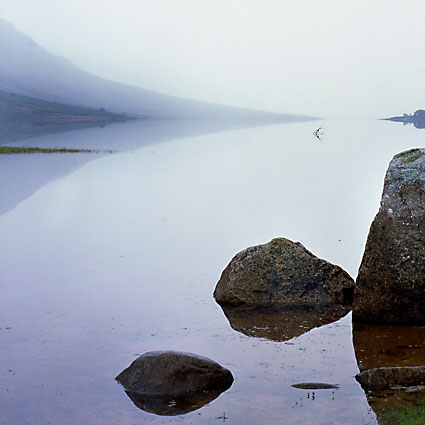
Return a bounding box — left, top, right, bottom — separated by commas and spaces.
1, 0, 424, 118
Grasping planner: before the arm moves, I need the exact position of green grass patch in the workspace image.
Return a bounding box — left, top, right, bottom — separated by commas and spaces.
380, 403, 425, 425
0, 146, 104, 154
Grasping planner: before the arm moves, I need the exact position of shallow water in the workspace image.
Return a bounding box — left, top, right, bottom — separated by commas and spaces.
1, 118, 424, 424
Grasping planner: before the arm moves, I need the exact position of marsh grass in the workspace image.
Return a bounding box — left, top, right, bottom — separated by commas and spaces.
0, 146, 111, 154
379, 403, 425, 425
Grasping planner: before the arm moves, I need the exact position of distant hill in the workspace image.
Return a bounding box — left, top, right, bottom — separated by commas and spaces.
0, 18, 314, 123
384, 110, 425, 129
0, 89, 131, 143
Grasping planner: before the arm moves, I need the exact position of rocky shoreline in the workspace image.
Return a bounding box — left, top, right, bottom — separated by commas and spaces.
116, 148, 424, 418
214, 147, 424, 326
354, 148, 425, 324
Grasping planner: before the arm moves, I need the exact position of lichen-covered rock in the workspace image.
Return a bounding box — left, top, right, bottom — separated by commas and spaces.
115, 351, 233, 396
213, 238, 354, 309
353, 148, 425, 324
355, 366, 425, 391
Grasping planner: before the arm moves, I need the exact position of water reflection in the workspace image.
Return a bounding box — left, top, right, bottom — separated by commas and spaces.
353, 322, 425, 372
0, 115, 128, 144
4, 118, 423, 424
353, 322, 425, 423
385, 110, 425, 129
219, 305, 350, 342
0, 116, 313, 217
122, 384, 233, 416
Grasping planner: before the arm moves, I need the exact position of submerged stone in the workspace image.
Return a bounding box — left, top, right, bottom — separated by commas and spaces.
292, 383, 339, 390
355, 366, 425, 392
115, 351, 233, 415
353, 148, 425, 324
405, 385, 425, 393
214, 238, 354, 309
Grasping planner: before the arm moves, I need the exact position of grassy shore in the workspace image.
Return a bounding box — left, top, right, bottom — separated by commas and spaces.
0, 88, 138, 143
0, 146, 110, 154
379, 403, 425, 425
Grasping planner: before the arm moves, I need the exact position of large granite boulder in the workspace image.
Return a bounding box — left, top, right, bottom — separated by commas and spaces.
356, 366, 425, 391
353, 148, 425, 324
116, 351, 233, 415
214, 238, 354, 309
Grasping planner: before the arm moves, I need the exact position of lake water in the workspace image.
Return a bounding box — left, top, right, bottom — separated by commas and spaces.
1, 118, 424, 425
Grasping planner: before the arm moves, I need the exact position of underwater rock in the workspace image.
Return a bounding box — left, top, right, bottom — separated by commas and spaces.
292, 383, 339, 390
353, 148, 425, 324
116, 351, 233, 415
214, 238, 354, 309
356, 366, 425, 391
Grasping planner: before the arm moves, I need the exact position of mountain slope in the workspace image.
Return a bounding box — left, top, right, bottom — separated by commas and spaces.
0, 89, 131, 143
0, 19, 314, 122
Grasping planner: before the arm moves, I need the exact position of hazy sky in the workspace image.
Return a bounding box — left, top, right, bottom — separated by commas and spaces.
1, 0, 425, 118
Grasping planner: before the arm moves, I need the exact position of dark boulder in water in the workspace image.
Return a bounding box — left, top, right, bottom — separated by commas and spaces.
116, 351, 233, 415
353, 149, 425, 324
214, 238, 354, 309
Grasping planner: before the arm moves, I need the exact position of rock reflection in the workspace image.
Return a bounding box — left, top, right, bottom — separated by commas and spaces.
353, 322, 425, 372
0, 115, 128, 144
353, 322, 425, 423
122, 384, 232, 416
219, 305, 350, 342
360, 386, 425, 425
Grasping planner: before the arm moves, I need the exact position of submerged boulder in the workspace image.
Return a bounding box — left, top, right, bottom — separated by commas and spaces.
353, 148, 425, 324
356, 366, 425, 392
292, 383, 339, 390
116, 351, 233, 398
214, 238, 354, 309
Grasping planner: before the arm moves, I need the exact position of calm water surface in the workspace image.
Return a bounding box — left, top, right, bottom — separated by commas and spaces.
1, 119, 424, 424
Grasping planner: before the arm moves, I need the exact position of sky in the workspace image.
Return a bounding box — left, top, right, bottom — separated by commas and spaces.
1, 0, 425, 118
